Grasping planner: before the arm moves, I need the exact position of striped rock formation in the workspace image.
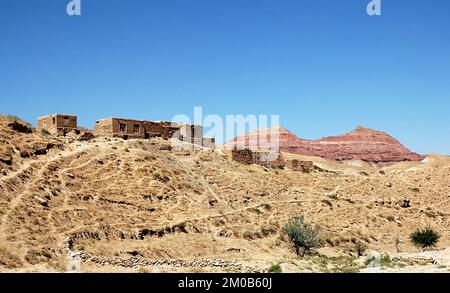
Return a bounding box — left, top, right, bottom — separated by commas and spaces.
224, 126, 423, 163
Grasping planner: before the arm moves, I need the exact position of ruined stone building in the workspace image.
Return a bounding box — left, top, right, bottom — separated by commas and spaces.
92, 117, 214, 148
202, 138, 216, 149
231, 149, 254, 165
37, 114, 77, 135
286, 159, 314, 172
232, 148, 285, 168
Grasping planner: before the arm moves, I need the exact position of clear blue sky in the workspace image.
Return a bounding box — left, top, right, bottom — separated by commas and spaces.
1, 0, 449, 154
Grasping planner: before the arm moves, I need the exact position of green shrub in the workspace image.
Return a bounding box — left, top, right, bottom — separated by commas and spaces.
268, 263, 282, 273
283, 215, 320, 257
410, 227, 440, 248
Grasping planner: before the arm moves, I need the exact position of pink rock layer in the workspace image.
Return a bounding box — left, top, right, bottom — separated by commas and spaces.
224, 126, 424, 163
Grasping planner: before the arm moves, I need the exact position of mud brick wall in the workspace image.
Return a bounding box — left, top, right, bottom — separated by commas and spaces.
254, 151, 286, 168
180, 124, 203, 146
232, 149, 254, 165
93, 118, 146, 139
202, 138, 216, 149
93, 118, 114, 137
287, 159, 314, 172
142, 121, 181, 139
38, 114, 77, 135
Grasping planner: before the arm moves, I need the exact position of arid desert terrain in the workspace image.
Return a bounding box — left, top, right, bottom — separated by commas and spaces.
0, 116, 449, 273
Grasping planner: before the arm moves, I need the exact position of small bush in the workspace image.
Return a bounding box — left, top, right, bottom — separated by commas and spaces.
386, 215, 396, 222
410, 227, 440, 248
410, 187, 420, 193
355, 241, 368, 257
268, 263, 282, 273
283, 215, 320, 257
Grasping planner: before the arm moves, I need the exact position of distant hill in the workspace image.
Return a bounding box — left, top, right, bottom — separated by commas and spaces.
224, 126, 423, 163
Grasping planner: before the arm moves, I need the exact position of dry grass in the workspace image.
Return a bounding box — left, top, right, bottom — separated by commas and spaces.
0, 117, 449, 272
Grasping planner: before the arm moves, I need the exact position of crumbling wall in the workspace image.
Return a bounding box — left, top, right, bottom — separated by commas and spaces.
202, 138, 216, 149
179, 124, 203, 146
232, 149, 285, 168
232, 149, 254, 165
142, 121, 181, 139
253, 151, 286, 168
92, 118, 210, 147
287, 159, 314, 172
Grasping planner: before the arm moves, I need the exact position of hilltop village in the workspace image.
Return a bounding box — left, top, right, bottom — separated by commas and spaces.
35, 113, 313, 172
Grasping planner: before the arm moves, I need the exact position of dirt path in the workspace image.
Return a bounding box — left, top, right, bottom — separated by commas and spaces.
0, 144, 94, 243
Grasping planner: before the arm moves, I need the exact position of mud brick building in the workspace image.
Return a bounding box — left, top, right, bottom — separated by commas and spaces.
37, 114, 77, 135
179, 124, 203, 146
286, 159, 314, 172
93, 118, 183, 140
93, 117, 212, 148
232, 148, 285, 168
93, 118, 147, 139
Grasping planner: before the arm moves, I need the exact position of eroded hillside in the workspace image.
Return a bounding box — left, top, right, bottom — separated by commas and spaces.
0, 116, 449, 272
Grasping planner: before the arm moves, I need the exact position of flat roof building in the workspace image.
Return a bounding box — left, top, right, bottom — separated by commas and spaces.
37, 114, 77, 135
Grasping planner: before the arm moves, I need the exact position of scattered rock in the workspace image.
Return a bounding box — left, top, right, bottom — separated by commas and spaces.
401, 198, 411, 208
0, 147, 13, 166
385, 181, 392, 188
66, 173, 76, 179
78, 131, 94, 141
34, 196, 49, 208
8, 121, 33, 134
159, 145, 172, 151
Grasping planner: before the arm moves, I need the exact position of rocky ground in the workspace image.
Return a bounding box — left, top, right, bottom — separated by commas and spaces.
0, 116, 449, 273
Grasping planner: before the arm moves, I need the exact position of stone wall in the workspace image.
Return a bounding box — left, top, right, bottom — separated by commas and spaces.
286, 159, 314, 172
231, 149, 254, 165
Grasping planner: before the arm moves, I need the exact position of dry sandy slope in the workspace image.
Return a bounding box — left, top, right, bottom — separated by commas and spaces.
0, 121, 449, 272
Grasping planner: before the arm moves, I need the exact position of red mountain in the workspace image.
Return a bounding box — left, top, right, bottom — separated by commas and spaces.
224, 126, 424, 163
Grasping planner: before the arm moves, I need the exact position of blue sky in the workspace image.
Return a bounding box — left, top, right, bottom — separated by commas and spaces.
0, 0, 449, 154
